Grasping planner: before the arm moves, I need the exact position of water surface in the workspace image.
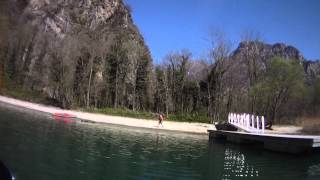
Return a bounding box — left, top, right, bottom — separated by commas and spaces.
0, 103, 319, 180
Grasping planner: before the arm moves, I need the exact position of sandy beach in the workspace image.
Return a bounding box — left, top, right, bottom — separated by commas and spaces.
0, 95, 305, 135
0, 95, 213, 135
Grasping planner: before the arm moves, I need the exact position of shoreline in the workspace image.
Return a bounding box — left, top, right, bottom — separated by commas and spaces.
0, 95, 213, 135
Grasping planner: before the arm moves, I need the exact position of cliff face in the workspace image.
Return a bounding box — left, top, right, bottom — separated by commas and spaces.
231, 41, 320, 83
24, 0, 126, 37
3, 0, 153, 109
232, 41, 304, 65
304, 60, 320, 83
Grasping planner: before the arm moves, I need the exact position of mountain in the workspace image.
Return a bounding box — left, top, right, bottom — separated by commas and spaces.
1, 0, 153, 109
303, 60, 320, 83
231, 41, 320, 83
232, 41, 304, 62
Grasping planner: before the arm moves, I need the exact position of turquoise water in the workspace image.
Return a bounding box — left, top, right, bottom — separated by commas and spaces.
0, 104, 320, 180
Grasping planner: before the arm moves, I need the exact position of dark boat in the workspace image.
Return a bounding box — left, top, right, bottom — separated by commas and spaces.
214, 122, 238, 131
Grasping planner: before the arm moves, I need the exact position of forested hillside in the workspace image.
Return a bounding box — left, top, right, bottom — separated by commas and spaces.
0, 0, 319, 125
0, 0, 153, 111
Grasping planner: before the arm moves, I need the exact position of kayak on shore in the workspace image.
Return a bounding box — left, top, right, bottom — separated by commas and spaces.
53, 113, 77, 118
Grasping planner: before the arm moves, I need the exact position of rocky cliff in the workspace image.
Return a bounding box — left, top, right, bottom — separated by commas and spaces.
24, 0, 128, 37
303, 60, 320, 83
231, 41, 320, 83
233, 41, 304, 62
2, 0, 153, 109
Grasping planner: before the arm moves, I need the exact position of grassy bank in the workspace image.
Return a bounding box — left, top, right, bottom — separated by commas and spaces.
167, 113, 209, 123
86, 107, 156, 120
1, 78, 47, 104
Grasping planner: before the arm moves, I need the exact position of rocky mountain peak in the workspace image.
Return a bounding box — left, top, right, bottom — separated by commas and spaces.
233, 41, 304, 63
23, 0, 129, 38
231, 41, 320, 83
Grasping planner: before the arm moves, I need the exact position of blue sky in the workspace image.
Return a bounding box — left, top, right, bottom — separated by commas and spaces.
125, 0, 320, 63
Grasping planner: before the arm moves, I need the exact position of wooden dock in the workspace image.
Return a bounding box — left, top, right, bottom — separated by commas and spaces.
208, 129, 320, 154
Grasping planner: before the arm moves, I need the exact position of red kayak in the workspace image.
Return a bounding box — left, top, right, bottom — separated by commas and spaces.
53, 113, 77, 118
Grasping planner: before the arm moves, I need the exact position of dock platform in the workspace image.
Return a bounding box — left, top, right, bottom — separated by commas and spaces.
208, 129, 320, 154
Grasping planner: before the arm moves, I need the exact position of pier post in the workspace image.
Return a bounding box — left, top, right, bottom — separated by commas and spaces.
233, 113, 235, 123
251, 115, 255, 129
256, 116, 260, 132
241, 114, 244, 128
246, 114, 249, 131
261, 116, 265, 133
242, 114, 245, 129
237, 114, 239, 124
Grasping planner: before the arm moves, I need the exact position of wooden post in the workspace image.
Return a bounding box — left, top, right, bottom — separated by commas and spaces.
236, 113, 238, 124
232, 113, 234, 124
261, 116, 265, 133
251, 115, 255, 129
256, 116, 260, 132
232, 113, 234, 123
246, 114, 249, 131
243, 114, 245, 128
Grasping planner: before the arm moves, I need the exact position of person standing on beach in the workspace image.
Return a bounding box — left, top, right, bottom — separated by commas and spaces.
158, 113, 164, 127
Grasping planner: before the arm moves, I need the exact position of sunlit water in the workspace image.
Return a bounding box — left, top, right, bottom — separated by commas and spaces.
0, 103, 320, 180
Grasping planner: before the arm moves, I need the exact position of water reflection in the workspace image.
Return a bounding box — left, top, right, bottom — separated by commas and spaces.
1, 105, 320, 180
222, 147, 259, 179
308, 163, 320, 177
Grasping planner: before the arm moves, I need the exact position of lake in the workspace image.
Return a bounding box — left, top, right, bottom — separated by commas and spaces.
0, 103, 320, 180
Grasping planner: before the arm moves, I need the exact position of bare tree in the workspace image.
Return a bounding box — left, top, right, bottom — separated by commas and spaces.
123, 39, 147, 111
240, 30, 264, 113
164, 50, 191, 113
206, 29, 232, 122
76, 29, 109, 108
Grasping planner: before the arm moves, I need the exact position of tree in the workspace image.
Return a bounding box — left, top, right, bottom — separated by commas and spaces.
251, 57, 305, 127
123, 39, 151, 111
154, 65, 169, 115
47, 35, 78, 109
164, 50, 191, 113
104, 34, 128, 108
309, 76, 320, 114
313, 77, 320, 105
135, 51, 153, 111
181, 80, 200, 113
0, 13, 9, 93
206, 30, 231, 122
240, 30, 264, 113
73, 29, 109, 108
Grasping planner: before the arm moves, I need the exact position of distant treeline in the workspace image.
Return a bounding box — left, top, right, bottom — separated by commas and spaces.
152, 37, 320, 127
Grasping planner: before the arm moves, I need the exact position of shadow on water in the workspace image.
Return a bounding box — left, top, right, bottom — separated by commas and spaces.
0, 104, 320, 180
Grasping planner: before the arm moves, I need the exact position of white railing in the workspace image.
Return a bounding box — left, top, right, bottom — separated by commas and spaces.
228, 113, 265, 133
